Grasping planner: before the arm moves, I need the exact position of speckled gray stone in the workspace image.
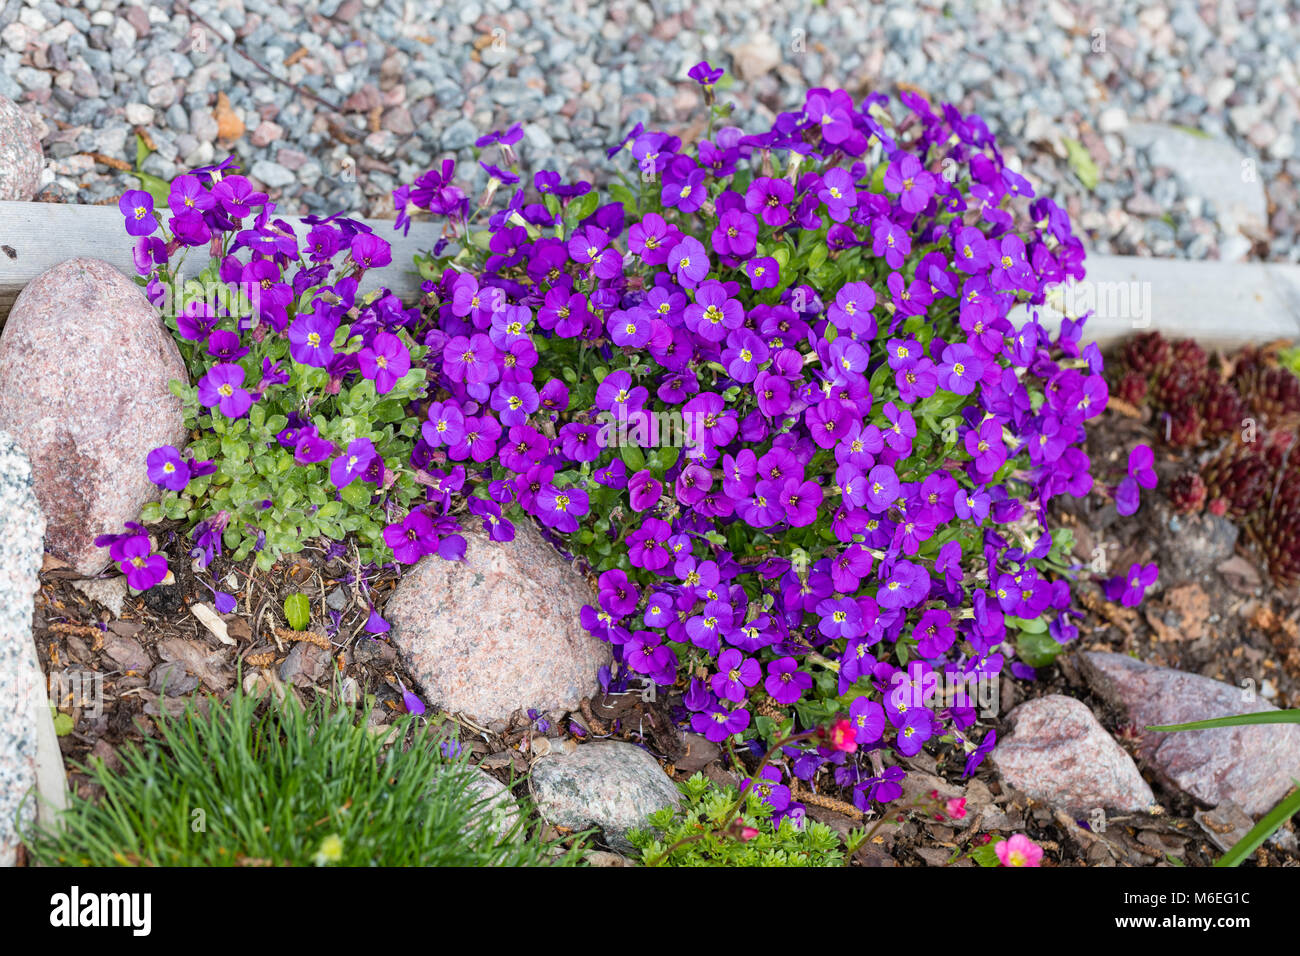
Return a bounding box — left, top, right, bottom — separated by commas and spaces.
529, 741, 680, 853
0, 431, 47, 866
386, 520, 610, 722
0, 259, 187, 575
464, 769, 521, 843
991, 695, 1156, 815
1080, 652, 1300, 816
0, 94, 42, 201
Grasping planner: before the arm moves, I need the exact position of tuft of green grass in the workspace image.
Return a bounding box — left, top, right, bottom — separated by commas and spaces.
25, 686, 587, 867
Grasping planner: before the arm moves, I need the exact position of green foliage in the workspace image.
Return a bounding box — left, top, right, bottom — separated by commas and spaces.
283, 592, 311, 631
142, 266, 429, 571
627, 772, 844, 866
969, 835, 1005, 867
25, 686, 586, 867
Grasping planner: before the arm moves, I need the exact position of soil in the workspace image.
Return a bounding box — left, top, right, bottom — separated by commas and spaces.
32, 346, 1300, 868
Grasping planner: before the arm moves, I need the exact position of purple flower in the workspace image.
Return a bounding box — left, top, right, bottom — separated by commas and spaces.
745, 177, 794, 227
667, 235, 710, 287
167, 175, 214, 215
883, 154, 937, 214
358, 332, 411, 395
1117, 443, 1158, 516
117, 535, 168, 590
536, 483, 589, 534
330, 437, 378, 489
939, 343, 985, 396
628, 470, 663, 512
711, 209, 758, 257
691, 704, 751, 743
365, 606, 391, 635
384, 510, 437, 564
688, 60, 724, 87
146, 445, 191, 492
877, 560, 930, 610
288, 313, 338, 368
206, 329, 249, 362
119, 190, 158, 236
197, 363, 253, 418
818, 167, 858, 222
765, 657, 812, 705
1106, 563, 1159, 607
711, 648, 761, 703
293, 429, 336, 465
211, 175, 266, 219
350, 232, 392, 269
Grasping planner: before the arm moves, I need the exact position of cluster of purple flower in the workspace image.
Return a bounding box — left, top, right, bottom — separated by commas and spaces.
389, 70, 1140, 810
109, 158, 430, 582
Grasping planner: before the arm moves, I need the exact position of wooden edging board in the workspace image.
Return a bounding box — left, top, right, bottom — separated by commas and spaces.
3, 200, 1300, 347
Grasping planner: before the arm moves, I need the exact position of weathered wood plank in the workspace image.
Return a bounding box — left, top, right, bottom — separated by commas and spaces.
0, 200, 434, 322
3, 201, 1300, 347
1020, 253, 1300, 347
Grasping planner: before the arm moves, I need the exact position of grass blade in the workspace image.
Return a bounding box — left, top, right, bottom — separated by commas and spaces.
1214, 783, 1300, 868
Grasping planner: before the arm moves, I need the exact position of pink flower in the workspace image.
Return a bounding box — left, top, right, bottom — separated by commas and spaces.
996, 834, 1044, 867
827, 718, 858, 753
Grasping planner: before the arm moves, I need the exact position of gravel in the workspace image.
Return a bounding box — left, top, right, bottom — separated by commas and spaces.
2, 0, 1297, 261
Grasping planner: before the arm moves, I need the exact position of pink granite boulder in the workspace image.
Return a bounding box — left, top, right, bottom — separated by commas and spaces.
0, 95, 43, 201
386, 520, 611, 722
0, 258, 187, 574
1079, 652, 1300, 816
991, 694, 1157, 815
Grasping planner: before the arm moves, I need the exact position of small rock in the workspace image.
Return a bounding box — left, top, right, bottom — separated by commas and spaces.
0, 259, 187, 575
325, 586, 348, 612
102, 634, 151, 675
386, 521, 610, 722
529, 740, 680, 853
441, 118, 478, 151
0, 94, 44, 201
730, 35, 782, 81
124, 102, 155, 126
249, 121, 283, 148
1080, 652, 1300, 816
71, 576, 129, 618
1194, 801, 1255, 854
1097, 107, 1128, 134
278, 641, 329, 684
675, 732, 721, 773
1160, 510, 1238, 583
250, 159, 294, 189
150, 660, 199, 696
991, 695, 1156, 814
463, 768, 521, 842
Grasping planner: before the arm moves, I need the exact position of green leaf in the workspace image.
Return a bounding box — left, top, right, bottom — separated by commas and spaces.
340, 482, 373, 510
969, 837, 1005, 867
620, 444, 646, 472
134, 132, 152, 170
51, 708, 74, 737
569, 190, 600, 223
283, 593, 310, 632
1062, 138, 1100, 191
1147, 709, 1300, 732
130, 170, 171, 208
609, 183, 638, 216
1016, 630, 1064, 668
